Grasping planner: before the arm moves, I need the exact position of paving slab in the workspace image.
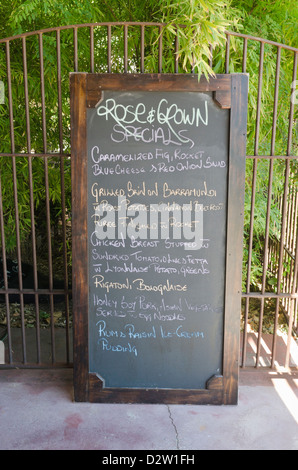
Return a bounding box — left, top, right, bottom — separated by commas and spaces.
0, 368, 297, 450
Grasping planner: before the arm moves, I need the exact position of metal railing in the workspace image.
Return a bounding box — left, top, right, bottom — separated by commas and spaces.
0, 22, 297, 369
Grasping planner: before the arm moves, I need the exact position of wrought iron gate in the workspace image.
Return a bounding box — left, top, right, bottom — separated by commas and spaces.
0, 22, 297, 369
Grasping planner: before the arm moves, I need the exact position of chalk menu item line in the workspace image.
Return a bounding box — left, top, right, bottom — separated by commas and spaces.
71, 73, 248, 405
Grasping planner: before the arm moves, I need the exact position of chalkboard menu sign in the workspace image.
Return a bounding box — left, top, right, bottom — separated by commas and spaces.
70, 73, 248, 405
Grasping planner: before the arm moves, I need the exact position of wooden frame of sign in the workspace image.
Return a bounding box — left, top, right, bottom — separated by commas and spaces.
70, 73, 248, 405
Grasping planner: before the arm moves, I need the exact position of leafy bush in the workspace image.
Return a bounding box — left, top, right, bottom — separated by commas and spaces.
0, 0, 297, 291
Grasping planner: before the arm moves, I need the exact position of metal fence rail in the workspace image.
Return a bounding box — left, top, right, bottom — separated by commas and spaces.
0, 22, 297, 369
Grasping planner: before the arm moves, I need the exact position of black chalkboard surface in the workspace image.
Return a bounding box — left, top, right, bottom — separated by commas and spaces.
71, 73, 248, 404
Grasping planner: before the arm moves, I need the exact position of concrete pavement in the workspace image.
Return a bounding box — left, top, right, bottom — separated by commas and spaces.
0, 367, 297, 450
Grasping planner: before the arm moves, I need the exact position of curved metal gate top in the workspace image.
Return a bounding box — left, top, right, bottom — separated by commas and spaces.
0, 22, 297, 369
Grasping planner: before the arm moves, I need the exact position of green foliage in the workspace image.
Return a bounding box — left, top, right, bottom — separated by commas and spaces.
158, 0, 235, 77
0, 0, 297, 291
225, 1, 298, 289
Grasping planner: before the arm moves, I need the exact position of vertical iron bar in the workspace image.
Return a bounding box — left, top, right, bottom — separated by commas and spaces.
256, 169, 273, 366
285, 186, 291, 251
44, 158, 55, 363
252, 41, 264, 366
6, 42, 14, 153
39, 33, 47, 151
287, 52, 297, 156
73, 27, 78, 72
225, 33, 230, 74
57, 29, 70, 362
140, 25, 145, 73
56, 30, 63, 153
241, 159, 258, 367
0, 173, 12, 363
22, 37, 31, 154
158, 25, 163, 73
285, 227, 298, 367
107, 24, 112, 73
39, 33, 55, 363
293, 191, 298, 257
175, 28, 179, 73
90, 26, 94, 73
23, 36, 41, 363
241, 26, 257, 365
241, 300, 249, 367
289, 187, 297, 255
7, 39, 27, 363
241, 30, 256, 364
27, 161, 41, 364
293, 192, 298, 263
270, 47, 281, 153
60, 158, 70, 363
242, 37, 247, 73
191, 40, 195, 75
2, 42, 13, 363
272, 160, 289, 366
255, 42, 264, 154
270, 48, 282, 365
284, 52, 298, 367
123, 24, 128, 73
